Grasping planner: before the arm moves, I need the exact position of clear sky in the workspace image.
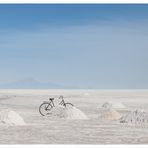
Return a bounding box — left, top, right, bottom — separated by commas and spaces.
0, 4, 148, 88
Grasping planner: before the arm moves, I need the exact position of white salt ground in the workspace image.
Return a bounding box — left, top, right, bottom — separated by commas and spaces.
0, 109, 26, 126
83, 93, 90, 96
47, 105, 88, 120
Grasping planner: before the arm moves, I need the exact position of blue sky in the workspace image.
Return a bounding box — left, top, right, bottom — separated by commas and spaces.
0, 4, 148, 88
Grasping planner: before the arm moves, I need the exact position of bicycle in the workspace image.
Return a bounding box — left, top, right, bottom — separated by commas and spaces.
39, 95, 74, 116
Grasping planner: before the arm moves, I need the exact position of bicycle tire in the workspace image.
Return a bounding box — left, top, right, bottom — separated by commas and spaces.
39, 102, 53, 116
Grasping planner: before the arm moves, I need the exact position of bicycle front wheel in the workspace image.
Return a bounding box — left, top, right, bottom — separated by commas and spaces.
39, 102, 52, 116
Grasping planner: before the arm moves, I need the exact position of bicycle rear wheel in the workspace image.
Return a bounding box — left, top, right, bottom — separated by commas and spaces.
39, 102, 52, 116
65, 103, 74, 109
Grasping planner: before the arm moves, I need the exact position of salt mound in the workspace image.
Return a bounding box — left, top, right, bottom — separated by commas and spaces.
102, 102, 126, 109
120, 109, 148, 124
48, 106, 88, 120
99, 108, 122, 120
65, 106, 88, 119
0, 109, 26, 126
102, 102, 112, 109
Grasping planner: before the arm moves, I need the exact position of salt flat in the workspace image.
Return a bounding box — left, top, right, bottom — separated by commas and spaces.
0, 89, 148, 144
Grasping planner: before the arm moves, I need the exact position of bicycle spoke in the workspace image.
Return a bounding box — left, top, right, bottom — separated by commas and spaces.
39, 103, 52, 116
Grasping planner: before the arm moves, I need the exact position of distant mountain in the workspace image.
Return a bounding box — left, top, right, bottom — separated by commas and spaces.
0, 78, 63, 89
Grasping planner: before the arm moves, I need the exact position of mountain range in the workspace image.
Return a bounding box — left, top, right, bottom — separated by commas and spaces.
0, 78, 63, 89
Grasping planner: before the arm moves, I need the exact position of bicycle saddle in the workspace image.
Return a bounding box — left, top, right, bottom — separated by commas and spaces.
49, 98, 54, 100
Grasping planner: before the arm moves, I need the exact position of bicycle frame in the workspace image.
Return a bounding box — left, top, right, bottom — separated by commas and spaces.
43, 99, 55, 109
49, 99, 55, 107
44, 96, 66, 109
